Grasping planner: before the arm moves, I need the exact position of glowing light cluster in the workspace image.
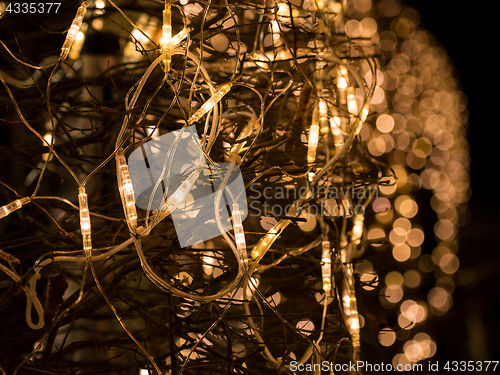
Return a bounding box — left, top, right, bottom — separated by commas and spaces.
354, 0, 469, 365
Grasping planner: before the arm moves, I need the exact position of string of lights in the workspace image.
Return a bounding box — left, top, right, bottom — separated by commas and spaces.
0, 0, 469, 374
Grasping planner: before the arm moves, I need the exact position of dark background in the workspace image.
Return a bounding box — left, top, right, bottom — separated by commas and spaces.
404, 0, 500, 367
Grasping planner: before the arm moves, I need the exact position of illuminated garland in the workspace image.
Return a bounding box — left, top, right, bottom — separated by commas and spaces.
0, 0, 468, 373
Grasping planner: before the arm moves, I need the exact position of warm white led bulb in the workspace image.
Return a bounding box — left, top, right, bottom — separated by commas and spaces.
270, 19, 283, 48
321, 240, 332, 296
351, 214, 364, 245
116, 152, 138, 233
337, 65, 348, 90
307, 122, 320, 165
319, 99, 329, 134
354, 102, 371, 135
232, 204, 248, 267
188, 83, 232, 125
337, 65, 348, 107
348, 315, 360, 330
342, 262, 360, 353
60, 1, 89, 60
360, 105, 369, 122
330, 116, 344, 150
306, 101, 320, 163
160, 3, 173, 72
78, 187, 92, 256
306, 125, 319, 163
347, 86, 358, 115
251, 230, 280, 261
95, 0, 105, 9
172, 28, 189, 46
168, 167, 200, 207
250, 206, 295, 262
155, 165, 202, 223
0, 197, 30, 220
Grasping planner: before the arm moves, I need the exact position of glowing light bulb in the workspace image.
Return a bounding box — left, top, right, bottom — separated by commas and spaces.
319, 99, 329, 134
351, 214, 364, 245
308, 171, 315, 182
188, 83, 232, 124
347, 86, 358, 115
232, 204, 248, 268
337, 65, 348, 107
307, 102, 320, 163
342, 263, 361, 360
330, 117, 344, 150
337, 77, 347, 90
172, 27, 189, 46
322, 240, 332, 296
78, 187, 92, 256
355, 102, 371, 135
132, 29, 143, 40
160, 3, 173, 73
156, 166, 202, 223
271, 20, 282, 47
251, 207, 295, 262
116, 151, 138, 233
307, 125, 319, 163
0, 197, 30, 220
348, 316, 360, 330
95, 0, 105, 9
60, 1, 89, 60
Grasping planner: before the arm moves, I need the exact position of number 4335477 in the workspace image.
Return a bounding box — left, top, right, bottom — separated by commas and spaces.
4, 2, 61, 13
